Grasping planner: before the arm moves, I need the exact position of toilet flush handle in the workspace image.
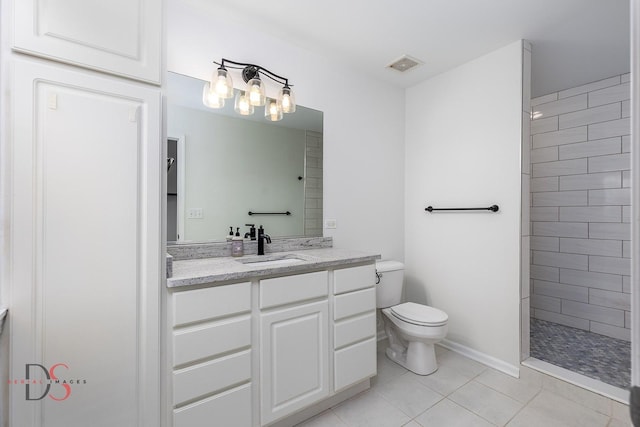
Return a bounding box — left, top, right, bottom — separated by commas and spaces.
375, 271, 382, 284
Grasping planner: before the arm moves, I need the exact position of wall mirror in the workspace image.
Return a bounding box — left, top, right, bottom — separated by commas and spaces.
166, 72, 323, 243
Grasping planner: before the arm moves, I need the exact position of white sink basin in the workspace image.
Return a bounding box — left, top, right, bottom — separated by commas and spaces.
235, 254, 311, 268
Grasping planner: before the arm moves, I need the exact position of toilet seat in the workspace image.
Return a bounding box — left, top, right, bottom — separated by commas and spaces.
390, 302, 448, 327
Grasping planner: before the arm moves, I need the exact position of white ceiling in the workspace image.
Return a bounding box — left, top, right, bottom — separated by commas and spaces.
196, 0, 630, 98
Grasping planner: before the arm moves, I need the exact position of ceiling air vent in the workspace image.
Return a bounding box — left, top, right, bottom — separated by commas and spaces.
387, 55, 422, 72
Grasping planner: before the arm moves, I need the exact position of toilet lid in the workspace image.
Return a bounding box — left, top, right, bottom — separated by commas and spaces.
390, 302, 448, 326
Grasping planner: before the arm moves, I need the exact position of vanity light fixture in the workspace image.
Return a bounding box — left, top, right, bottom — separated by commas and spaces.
204, 58, 296, 121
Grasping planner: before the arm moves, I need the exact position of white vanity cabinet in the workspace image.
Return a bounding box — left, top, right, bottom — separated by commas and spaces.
259, 271, 330, 425
170, 282, 253, 427
12, 0, 162, 84
333, 265, 377, 392
167, 261, 377, 427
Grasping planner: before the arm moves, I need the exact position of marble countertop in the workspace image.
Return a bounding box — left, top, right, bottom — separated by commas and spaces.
167, 247, 381, 288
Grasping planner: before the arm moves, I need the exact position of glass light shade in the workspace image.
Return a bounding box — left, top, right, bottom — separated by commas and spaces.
264, 98, 283, 121
278, 85, 296, 113
234, 91, 254, 115
202, 82, 224, 108
246, 78, 266, 106
211, 67, 234, 99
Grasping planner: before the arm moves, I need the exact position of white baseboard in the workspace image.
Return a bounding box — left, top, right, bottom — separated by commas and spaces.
439, 339, 520, 378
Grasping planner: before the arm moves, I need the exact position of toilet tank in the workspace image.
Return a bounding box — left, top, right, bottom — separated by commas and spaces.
375, 260, 405, 308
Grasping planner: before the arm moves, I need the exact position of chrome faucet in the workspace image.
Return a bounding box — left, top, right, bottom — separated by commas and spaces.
257, 225, 271, 255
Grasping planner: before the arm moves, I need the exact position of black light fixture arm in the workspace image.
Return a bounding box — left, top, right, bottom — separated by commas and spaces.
214, 58, 291, 86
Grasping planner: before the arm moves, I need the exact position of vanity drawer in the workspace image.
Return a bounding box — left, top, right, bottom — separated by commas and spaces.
334, 337, 377, 392
173, 282, 251, 327
173, 315, 250, 367
173, 350, 251, 406
334, 287, 376, 321
334, 312, 376, 349
334, 264, 376, 294
173, 383, 252, 427
260, 271, 328, 309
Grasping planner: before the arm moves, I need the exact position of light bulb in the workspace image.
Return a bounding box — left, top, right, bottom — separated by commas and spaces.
246, 78, 265, 106
202, 82, 224, 108
234, 91, 254, 115
278, 85, 296, 113
211, 67, 234, 99
264, 98, 283, 121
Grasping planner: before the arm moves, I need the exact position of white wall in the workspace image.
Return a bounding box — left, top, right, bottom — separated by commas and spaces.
404, 41, 523, 369
167, 0, 406, 261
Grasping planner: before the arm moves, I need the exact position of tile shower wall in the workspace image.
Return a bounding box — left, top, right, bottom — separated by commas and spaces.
304, 131, 323, 237
530, 73, 631, 341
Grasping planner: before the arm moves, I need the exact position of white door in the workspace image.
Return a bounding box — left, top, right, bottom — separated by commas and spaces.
260, 300, 329, 425
9, 59, 161, 427
12, 0, 162, 84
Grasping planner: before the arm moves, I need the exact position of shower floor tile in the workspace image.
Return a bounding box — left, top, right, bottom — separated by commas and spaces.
530, 318, 630, 390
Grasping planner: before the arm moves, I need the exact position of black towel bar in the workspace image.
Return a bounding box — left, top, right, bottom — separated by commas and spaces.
425, 205, 499, 213
248, 211, 292, 216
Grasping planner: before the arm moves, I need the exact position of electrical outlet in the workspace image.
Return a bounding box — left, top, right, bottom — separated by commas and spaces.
187, 208, 203, 219
325, 219, 337, 229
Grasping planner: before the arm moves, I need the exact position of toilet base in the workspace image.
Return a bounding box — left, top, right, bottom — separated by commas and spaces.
385, 341, 438, 376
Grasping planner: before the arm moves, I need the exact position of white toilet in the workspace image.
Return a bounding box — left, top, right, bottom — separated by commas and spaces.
376, 260, 448, 375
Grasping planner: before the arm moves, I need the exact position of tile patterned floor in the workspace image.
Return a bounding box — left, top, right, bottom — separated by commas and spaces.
530, 318, 631, 390
296, 341, 632, 427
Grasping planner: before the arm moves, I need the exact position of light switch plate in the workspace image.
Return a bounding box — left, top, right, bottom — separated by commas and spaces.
187, 208, 203, 219
325, 219, 337, 229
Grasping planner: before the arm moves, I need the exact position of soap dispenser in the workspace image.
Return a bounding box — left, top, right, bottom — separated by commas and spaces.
231, 227, 244, 257
226, 226, 234, 242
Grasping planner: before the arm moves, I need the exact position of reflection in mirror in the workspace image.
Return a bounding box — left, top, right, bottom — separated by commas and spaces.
166, 72, 323, 243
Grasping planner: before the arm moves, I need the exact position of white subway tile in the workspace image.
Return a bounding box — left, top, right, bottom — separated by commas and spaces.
532, 191, 587, 207
531, 116, 558, 135
531, 92, 558, 107
624, 275, 631, 293
532, 159, 587, 178
533, 309, 590, 330
559, 206, 621, 222
531, 177, 558, 192
559, 238, 621, 257
522, 236, 530, 295
623, 241, 631, 258
562, 300, 624, 326
588, 82, 630, 107
590, 321, 630, 341
623, 170, 631, 188
559, 103, 620, 130
588, 118, 630, 139
559, 172, 621, 191
623, 206, 631, 223
588, 153, 630, 173
626, 311, 631, 328
589, 223, 630, 240
531, 265, 560, 282
531, 207, 559, 221
531, 294, 561, 312
533, 222, 588, 238
531, 236, 559, 251
588, 188, 630, 205
558, 76, 620, 99
531, 146, 558, 163
558, 137, 621, 160
532, 127, 587, 149
533, 94, 587, 120
589, 288, 630, 311
533, 279, 589, 303
560, 268, 622, 292
589, 256, 630, 275
622, 100, 630, 118
533, 250, 588, 270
